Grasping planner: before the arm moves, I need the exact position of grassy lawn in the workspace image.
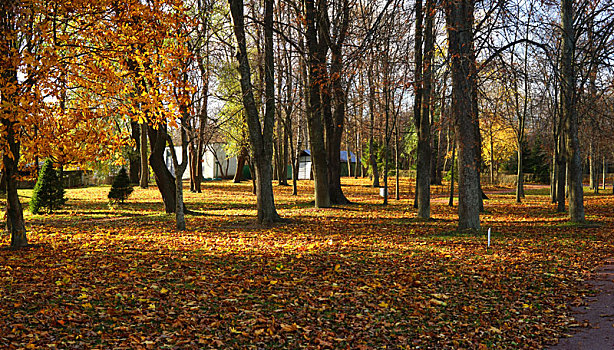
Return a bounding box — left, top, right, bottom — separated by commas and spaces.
0, 178, 612, 349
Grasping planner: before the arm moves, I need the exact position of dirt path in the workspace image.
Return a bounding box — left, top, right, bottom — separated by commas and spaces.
550, 259, 614, 350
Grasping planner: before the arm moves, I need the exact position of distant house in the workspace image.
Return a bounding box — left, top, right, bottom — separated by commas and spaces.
164, 143, 238, 180
298, 150, 357, 180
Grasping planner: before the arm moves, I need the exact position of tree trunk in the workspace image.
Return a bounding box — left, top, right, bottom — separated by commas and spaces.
551, 151, 557, 203
167, 131, 188, 230
413, 0, 423, 209
449, 141, 456, 207
445, 0, 480, 230
130, 121, 141, 184
323, 1, 350, 205
589, 144, 595, 191
490, 131, 495, 184
1, 6, 27, 248
561, 0, 584, 222
304, 0, 330, 207
416, 0, 434, 219
603, 156, 606, 191
355, 127, 361, 178
139, 123, 149, 188
432, 125, 442, 185
229, 0, 280, 223
3, 121, 27, 248
148, 124, 176, 213
368, 67, 379, 187
234, 146, 248, 183
516, 146, 524, 203
395, 122, 400, 200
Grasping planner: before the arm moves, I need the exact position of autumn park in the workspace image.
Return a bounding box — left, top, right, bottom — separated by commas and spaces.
2, 0, 614, 349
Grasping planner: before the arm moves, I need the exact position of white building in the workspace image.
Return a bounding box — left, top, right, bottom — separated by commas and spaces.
298, 150, 357, 180
164, 143, 238, 180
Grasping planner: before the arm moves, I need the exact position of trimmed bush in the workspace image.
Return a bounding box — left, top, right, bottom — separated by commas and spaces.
30, 159, 65, 214
108, 167, 133, 204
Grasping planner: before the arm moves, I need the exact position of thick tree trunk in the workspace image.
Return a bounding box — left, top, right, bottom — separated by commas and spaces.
323, 1, 350, 205
229, 0, 280, 223
234, 146, 248, 183
304, 0, 330, 207
413, 0, 423, 209
445, 0, 480, 230
416, 0, 434, 219
4, 121, 27, 248
167, 132, 188, 230
130, 121, 141, 183
561, 0, 584, 222
148, 124, 176, 213
1, 17, 27, 247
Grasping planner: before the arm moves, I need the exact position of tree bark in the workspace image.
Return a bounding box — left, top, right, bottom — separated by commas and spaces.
304, 0, 331, 207
322, 0, 350, 205
233, 146, 248, 183
516, 147, 524, 203
416, 0, 434, 218
4, 120, 27, 248
561, 0, 584, 222
449, 141, 456, 207
167, 126, 188, 230
1, 8, 27, 247
148, 123, 177, 213
130, 121, 141, 184
445, 0, 480, 230
368, 65, 379, 187
229, 0, 280, 223
413, 0, 423, 209
139, 123, 149, 188
556, 130, 566, 212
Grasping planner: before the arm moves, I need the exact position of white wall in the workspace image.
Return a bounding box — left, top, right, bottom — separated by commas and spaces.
165, 143, 238, 180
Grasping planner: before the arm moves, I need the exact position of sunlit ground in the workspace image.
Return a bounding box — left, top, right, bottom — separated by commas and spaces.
0, 177, 612, 349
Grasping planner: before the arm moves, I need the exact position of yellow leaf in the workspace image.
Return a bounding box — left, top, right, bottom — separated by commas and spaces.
160, 288, 169, 294
334, 264, 340, 272
429, 299, 447, 307
378, 301, 389, 308
82, 302, 93, 309
270, 280, 278, 285
281, 323, 299, 332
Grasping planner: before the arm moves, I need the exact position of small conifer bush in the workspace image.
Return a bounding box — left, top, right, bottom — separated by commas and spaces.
30, 159, 65, 214
108, 167, 133, 204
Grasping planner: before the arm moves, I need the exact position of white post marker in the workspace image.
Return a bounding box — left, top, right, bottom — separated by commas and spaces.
487, 228, 491, 248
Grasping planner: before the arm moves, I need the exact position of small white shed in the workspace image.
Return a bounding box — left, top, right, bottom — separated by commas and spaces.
297, 150, 358, 180
164, 143, 238, 180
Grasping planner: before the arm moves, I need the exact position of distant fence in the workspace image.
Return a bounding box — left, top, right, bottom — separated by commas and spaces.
17, 170, 95, 189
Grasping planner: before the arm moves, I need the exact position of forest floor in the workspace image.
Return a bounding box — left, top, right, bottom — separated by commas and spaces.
0, 177, 612, 349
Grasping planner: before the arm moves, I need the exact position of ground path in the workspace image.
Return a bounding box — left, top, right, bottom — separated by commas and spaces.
550, 259, 614, 350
